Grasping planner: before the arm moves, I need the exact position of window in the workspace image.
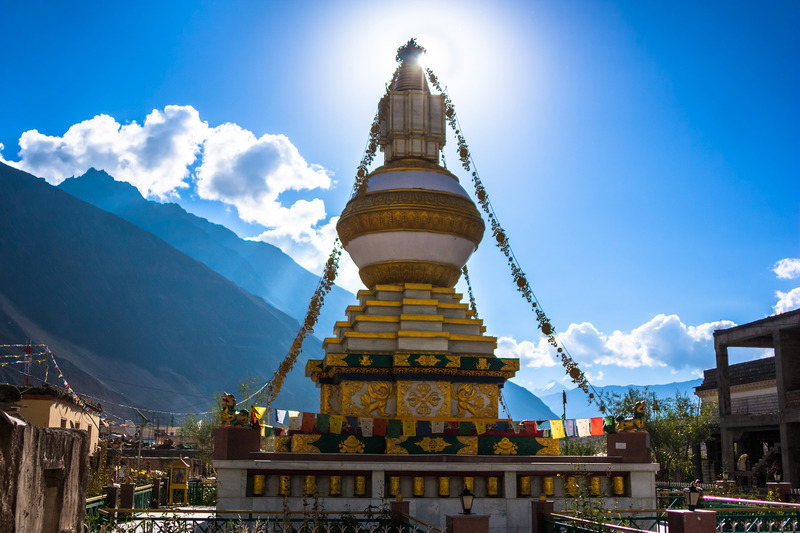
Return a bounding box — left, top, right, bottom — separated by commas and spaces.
60, 418, 67, 428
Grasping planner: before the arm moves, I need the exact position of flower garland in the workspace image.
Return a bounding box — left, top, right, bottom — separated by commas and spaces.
426, 68, 603, 410
264, 239, 343, 411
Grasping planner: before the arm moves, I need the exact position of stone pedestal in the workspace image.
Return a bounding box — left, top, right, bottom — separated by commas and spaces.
151, 478, 161, 509
531, 499, 554, 533
390, 500, 410, 521
766, 482, 792, 502
104, 484, 119, 508
119, 482, 135, 509
667, 510, 717, 533
446, 514, 490, 532
214, 426, 261, 460
607, 432, 651, 463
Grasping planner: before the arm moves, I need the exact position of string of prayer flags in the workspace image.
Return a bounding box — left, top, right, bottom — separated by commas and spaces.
431, 420, 445, 434
402, 419, 416, 437
511, 421, 522, 434
373, 418, 387, 436
475, 421, 487, 435
330, 415, 344, 434
590, 417, 605, 436
417, 420, 432, 436
252, 406, 266, 420
576, 418, 591, 437
565, 419, 576, 437
550, 419, 566, 439
524, 421, 537, 435
360, 417, 374, 437
315, 413, 330, 433
459, 421, 473, 435
301, 412, 316, 433
277, 410, 287, 425
346, 416, 359, 433
288, 411, 302, 431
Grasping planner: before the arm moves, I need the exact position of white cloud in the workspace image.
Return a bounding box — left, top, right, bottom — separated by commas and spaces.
774, 287, 800, 314
2, 106, 208, 198
773, 258, 800, 280
2, 106, 340, 275
501, 315, 736, 373
497, 336, 557, 368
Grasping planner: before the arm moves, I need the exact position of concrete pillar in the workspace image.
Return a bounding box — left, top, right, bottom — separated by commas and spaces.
372, 470, 385, 499
715, 340, 735, 476
151, 478, 161, 509
775, 328, 800, 486
667, 510, 717, 533
504, 471, 517, 499
531, 498, 554, 533
446, 514, 490, 532
119, 482, 135, 509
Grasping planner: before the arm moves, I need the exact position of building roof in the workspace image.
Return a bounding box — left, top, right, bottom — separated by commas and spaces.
695, 357, 776, 392
0, 383, 102, 413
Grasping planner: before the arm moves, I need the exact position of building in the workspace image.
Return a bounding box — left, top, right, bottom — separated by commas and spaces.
0, 383, 102, 452
696, 309, 800, 487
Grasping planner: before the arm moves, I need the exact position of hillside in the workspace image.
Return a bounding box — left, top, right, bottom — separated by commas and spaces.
57, 169, 354, 337
0, 162, 321, 419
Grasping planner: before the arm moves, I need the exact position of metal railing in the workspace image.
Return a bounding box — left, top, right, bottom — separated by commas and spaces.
86, 508, 438, 533
187, 482, 217, 506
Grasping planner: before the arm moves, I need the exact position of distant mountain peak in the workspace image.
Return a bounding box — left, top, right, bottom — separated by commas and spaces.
60, 168, 146, 209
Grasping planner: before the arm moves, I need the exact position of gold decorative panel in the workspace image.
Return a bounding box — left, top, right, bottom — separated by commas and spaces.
543, 477, 554, 496
338, 435, 365, 453
398, 381, 450, 417
389, 476, 400, 497
291, 434, 321, 453
304, 475, 317, 496
487, 477, 499, 497
355, 476, 367, 496
279, 475, 291, 496
590, 477, 601, 496
252, 475, 266, 496
341, 380, 396, 417
456, 437, 477, 455
439, 477, 450, 497
413, 477, 425, 497
451, 383, 498, 418
519, 476, 531, 497
612, 476, 625, 496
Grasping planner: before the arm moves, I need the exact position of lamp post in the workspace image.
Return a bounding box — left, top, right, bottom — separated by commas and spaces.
460, 487, 474, 515
685, 479, 702, 511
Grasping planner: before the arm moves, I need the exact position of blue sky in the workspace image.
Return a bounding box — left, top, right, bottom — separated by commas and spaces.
1, 1, 798, 400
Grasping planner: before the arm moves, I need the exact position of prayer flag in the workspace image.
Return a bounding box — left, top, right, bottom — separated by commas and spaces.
511, 421, 522, 434
524, 421, 537, 435
330, 415, 344, 434
496, 421, 510, 433
387, 419, 402, 438
403, 419, 416, 437
373, 418, 388, 436
417, 421, 432, 436
576, 419, 591, 437
459, 421, 473, 435
360, 418, 374, 437
252, 406, 266, 420
431, 421, 445, 434
565, 419, 576, 437
346, 416, 359, 433
316, 413, 330, 433
288, 411, 302, 431
550, 419, 566, 439
475, 421, 487, 435
301, 412, 316, 433
277, 410, 287, 425
590, 417, 604, 436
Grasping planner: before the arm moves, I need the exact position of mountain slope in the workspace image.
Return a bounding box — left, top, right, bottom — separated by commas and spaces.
503, 381, 558, 420
540, 379, 703, 419
57, 169, 354, 336
0, 162, 320, 418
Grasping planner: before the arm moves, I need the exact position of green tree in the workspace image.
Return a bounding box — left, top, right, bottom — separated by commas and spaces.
599, 388, 718, 482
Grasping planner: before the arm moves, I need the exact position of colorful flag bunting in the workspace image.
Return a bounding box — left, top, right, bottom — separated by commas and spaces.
360, 418, 374, 437
402, 419, 416, 437
330, 415, 344, 434
576, 419, 591, 437
387, 419, 402, 438
316, 413, 330, 433
590, 417, 605, 436
550, 419, 566, 439
373, 418, 387, 436
301, 412, 316, 433
288, 411, 302, 431
565, 419, 576, 437
431, 421, 445, 434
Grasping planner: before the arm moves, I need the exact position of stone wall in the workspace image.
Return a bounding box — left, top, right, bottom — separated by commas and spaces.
0, 415, 89, 533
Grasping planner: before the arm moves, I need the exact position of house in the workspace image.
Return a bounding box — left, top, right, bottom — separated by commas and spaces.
0, 383, 102, 452
695, 309, 800, 487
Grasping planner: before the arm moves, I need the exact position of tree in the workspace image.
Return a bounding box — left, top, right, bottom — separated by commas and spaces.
599, 388, 718, 482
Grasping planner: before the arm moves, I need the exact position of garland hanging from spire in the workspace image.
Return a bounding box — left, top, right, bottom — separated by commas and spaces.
426, 67, 604, 411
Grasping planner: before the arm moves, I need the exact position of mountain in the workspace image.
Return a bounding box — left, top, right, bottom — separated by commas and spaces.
0, 162, 321, 419
539, 379, 703, 419
57, 168, 354, 337
503, 381, 558, 420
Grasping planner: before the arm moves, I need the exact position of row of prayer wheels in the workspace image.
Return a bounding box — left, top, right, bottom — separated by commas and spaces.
249, 474, 628, 498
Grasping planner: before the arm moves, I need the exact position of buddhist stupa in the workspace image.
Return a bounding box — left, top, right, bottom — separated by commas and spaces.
304, 39, 527, 438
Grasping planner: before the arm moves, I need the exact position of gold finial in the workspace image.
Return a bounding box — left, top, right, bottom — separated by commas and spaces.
396, 38, 426, 63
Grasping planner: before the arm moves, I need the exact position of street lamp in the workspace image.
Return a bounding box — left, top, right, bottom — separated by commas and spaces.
685, 479, 702, 511
460, 487, 474, 515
